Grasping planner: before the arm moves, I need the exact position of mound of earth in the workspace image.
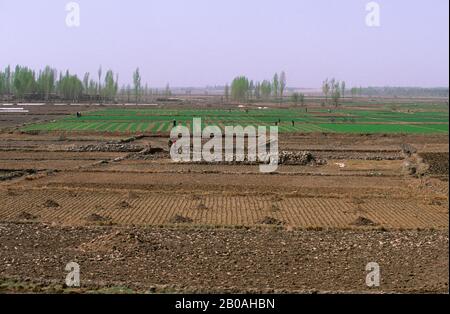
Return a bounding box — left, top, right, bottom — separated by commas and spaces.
44, 199, 60, 208
77, 231, 143, 253
127, 191, 139, 199
85, 213, 111, 222
6, 189, 17, 196
352, 198, 365, 205
259, 216, 284, 225
351, 216, 378, 227
16, 211, 38, 220
271, 204, 281, 212
117, 200, 131, 209
197, 203, 208, 210
169, 215, 193, 224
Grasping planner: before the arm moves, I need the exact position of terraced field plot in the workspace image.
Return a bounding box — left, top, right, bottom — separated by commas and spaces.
22, 106, 449, 134
0, 188, 447, 229
3, 156, 448, 230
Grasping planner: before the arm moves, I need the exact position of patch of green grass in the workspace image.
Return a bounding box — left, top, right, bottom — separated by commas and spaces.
22, 106, 449, 134
317, 123, 448, 134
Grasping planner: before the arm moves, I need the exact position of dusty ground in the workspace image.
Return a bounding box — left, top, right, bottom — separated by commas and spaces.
0, 223, 448, 294
0, 104, 448, 293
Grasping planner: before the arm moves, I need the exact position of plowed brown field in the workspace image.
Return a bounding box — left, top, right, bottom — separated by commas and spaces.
0, 105, 448, 294
0, 188, 447, 229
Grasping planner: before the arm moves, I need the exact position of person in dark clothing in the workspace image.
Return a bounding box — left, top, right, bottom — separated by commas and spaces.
173, 120, 177, 127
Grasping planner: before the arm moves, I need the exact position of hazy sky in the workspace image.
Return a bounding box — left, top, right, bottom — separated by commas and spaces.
0, 0, 448, 88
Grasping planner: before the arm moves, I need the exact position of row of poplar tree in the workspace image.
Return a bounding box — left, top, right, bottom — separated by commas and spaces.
0, 65, 158, 103
226, 72, 287, 102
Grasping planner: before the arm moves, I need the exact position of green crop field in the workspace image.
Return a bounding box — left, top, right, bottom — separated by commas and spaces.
22, 105, 449, 134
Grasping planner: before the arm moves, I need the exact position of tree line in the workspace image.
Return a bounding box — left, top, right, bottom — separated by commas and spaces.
228, 74, 347, 107
0, 65, 172, 103
228, 71, 287, 102
357, 86, 449, 98
321, 78, 346, 107
2, 65, 446, 104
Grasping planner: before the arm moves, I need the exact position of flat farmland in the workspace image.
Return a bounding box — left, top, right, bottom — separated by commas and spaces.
21, 105, 449, 134
0, 103, 448, 293
2, 1, 449, 297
